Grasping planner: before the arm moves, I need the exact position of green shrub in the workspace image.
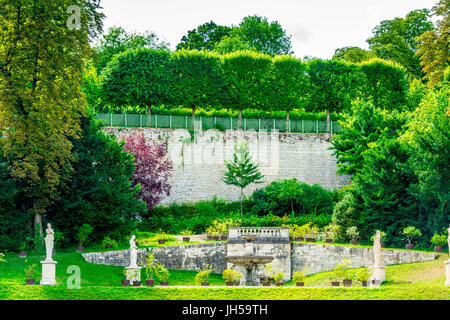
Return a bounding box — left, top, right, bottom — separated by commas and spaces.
292, 269, 308, 283
401, 226, 422, 245
77, 224, 94, 247
195, 265, 213, 285
430, 233, 447, 247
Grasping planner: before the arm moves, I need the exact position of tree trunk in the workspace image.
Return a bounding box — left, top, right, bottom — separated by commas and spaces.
240, 188, 243, 219
238, 108, 242, 130
286, 110, 290, 132
291, 199, 294, 215
326, 109, 330, 133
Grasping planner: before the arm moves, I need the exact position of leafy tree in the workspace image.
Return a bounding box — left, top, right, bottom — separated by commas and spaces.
176, 21, 232, 51
359, 58, 409, 110
333, 46, 376, 63
265, 55, 308, 126
121, 132, 173, 210
275, 179, 303, 215
213, 35, 257, 54
171, 50, 226, 125
232, 15, 293, 56
82, 60, 103, 111
47, 115, 146, 244
222, 51, 272, 128
416, 0, 450, 86
306, 59, 365, 129
100, 48, 173, 122
222, 142, 264, 218
95, 26, 169, 72
0, 0, 103, 236
367, 9, 434, 78
331, 99, 408, 176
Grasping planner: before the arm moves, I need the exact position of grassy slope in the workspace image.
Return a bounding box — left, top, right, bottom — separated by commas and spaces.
0, 251, 448, 300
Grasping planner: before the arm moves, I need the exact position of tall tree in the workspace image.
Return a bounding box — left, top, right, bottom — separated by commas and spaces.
100, 48, 173, 122
213, 35, 257, 54
95, 26, 169, 72
0, 0, 104, 236
232, 15, 293, 56
176, 21, 232, 51
367, 9, 434, 78
221, 51, 272, 128
222, 142, 264, 218
333, 46, 376, 63
416, 0, 450, 86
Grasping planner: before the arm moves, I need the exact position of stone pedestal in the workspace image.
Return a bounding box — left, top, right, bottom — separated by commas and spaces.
125, 267, 142, 282
40, 260, 57, 285
370, 265, 386, 284
445, 260, 450, 286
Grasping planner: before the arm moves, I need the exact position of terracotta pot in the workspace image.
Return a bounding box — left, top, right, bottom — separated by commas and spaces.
105, 244, 113, 249
406, 243, 414, 250
343, 279, 352, 287
121, 280, 130, 286
76, 246, 84, 252
26, 278, 35, 285
307, 238, 316, 242
133, 280, 141, 287
381, 242, 385, 248
201, 282, 210, 286
160, 281, 169, 286
183, 237, 190, 242
207, 235, 213, 240
294, 237, 304, 241
220, 235, 228, 241
226, 281, 234, 287
213, 236, 219, 241
19, 251, 27, 258
350, 240, 359, 245
158, 239, 166, 244
234, 282, 239, 286
296, 282, 304, 287
434, 246, 443, 253
361, 281, 368, 287
146, 279, 155, 287
262, 282, 271, 286
371, 279, 380, 285
325, 239, 333, 243
331, 281, 340, 287
275, 282, 283, 286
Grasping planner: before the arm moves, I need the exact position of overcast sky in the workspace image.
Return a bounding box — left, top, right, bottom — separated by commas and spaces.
99, 0, 437, 59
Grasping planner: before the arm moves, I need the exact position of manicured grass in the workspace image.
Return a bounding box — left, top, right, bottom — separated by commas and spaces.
0, 251, 448, 300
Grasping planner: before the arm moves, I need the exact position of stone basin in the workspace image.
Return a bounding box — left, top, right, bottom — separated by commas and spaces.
226, 255, 274, 286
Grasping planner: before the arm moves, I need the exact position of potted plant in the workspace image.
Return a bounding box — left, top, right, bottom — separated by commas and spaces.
25, 262, 37, 285
101, 236, 118, 249
354, 268, 371, 287
292, 268, 308, 287
291, 225, 305, 241
323, 224, 339, 243
430, 232, 447, 253
205, 226, 215, 241
346, 226, 359, 245
155, 264, 170, 285
76, 224, 93, 252
262, 263, 273, 286
401, 226, 422, 250
370, 231, 387, 247
331, 263, 345, 287
132, 270, 142, 287
234, 271, 242, 286
195, 265, 212, 286
121, 269, 130, 286
274, 272, 286, 286
142, 252, 156, 286
342, 259, 353, 287
18, 242, 27, 258
180, 230, 193, 242
222, 269, 240, 286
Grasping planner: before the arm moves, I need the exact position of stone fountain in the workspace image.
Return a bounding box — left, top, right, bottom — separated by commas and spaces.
226, 227, 289, 286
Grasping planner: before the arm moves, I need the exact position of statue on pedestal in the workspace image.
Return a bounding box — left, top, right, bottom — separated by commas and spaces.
373, 230, 382, 266
129, 235, 138, 268
44, 224, 54, 262
447, 225, 450, 256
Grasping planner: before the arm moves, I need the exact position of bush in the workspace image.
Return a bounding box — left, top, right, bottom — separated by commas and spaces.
401, 226, 422, 245
195, 265, 213, 285
430, 233, 447, 247
77, 224, 94, 247
331, 192, 359, 241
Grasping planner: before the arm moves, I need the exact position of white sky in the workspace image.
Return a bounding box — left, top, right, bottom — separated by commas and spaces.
99, 0, 437, 59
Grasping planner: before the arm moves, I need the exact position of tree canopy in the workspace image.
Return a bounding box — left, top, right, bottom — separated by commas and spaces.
176, 21, 232, 51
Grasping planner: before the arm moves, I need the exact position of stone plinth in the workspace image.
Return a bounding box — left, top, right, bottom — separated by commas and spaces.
370, 265, 386, 284
445, 260, 450, 286
125, 267, 142, 282
40, 260, 57, 285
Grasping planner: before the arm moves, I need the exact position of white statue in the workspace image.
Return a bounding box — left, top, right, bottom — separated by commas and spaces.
44, 224, 55, 262
447, 225, 450, 255
373, 230, 382, 266
129, 235, 138, 268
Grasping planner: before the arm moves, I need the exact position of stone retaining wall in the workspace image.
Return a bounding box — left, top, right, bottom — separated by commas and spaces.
291, 243, 438, 275
82, 242, 438, 278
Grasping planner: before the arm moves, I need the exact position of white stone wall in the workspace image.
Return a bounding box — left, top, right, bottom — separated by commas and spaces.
103, 127, 350, 204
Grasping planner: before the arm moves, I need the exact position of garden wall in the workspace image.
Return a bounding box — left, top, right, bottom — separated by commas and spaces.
291, 243, 438, 275
103, 127, 350, 204
82, 242, 438, 278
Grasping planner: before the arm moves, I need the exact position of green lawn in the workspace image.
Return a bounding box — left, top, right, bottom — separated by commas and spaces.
0, 251, 448, 300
